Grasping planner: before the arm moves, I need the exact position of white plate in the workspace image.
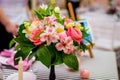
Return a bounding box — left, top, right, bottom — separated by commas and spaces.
0, 56, 9, 65
6, 72, 36, 80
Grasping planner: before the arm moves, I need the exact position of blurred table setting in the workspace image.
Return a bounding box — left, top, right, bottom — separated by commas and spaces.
0, 48, 35, 80
0, 49, 35, 71
0, 0, 120, 80
79, 8, 120, 51
0, 49, 118, 80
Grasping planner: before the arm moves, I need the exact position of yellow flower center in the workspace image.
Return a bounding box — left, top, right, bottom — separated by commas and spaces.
75, 25, 84, 31
56, 27, 64, 33
66, 22, 74, 28
25, 28, 31, 34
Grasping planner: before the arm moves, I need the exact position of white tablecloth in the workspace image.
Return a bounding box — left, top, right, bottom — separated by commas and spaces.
2, 49, 118, 80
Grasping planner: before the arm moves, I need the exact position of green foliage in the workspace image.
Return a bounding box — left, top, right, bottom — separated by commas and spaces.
63, 53, 78, 70
81, 28, 89, 38
18, 24, 25, 35
14, 50, 23, 65
14, 50, 31, 65
14, 35, 34, 47
56, 18, 64, 24
36, 46, 52, 68
34, 6, 53, 20
28, 52, 36, 60
13, 33, 35, 65
47, 44, 63, 65
12, 1, 93, 72
34, 10, 43, 19
9, 39, 15, 48
79, 43, 87, 52
33, 3, 64, 25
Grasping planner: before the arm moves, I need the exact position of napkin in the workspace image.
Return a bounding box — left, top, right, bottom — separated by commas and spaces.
0, 49, 35, 71
0, 49, 15, 57
6, 55, 35, 71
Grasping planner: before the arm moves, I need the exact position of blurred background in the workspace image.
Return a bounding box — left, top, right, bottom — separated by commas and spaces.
29, 0, 120, 79
0, 0, 120, 79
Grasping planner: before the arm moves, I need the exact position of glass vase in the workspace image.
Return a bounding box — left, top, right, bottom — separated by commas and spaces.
49, 65, 56, 80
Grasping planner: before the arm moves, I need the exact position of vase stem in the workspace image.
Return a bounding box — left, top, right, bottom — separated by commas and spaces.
49, 65, 56, 80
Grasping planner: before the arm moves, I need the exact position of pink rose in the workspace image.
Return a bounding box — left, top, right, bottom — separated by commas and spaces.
66, 28, 82, 44
30, 28, 43, 46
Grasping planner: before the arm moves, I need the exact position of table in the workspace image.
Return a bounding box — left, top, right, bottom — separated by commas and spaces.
2, 49, 119, 80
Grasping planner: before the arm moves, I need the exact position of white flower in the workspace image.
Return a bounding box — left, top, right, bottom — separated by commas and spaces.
22, 23, 38, 38
39, 4, 48, 10
55, 23, 64, 33
54, 7, 60, 13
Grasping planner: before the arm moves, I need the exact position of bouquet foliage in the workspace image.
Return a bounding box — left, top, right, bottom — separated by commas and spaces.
10, 1, 93, 71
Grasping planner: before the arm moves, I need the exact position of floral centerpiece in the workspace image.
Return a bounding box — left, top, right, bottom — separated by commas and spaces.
10, 0, 93, 80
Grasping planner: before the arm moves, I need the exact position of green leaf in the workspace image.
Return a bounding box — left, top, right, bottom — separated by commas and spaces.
41, 8, 48, 16
34, 10, 43, 19
79, 43, 87, 52
56, 18, 64, 24
18, 24, 25, 35
14, 46, 33, 65
28, 52, 36, 60
14, 50, 27, 65
9, 39, 15, 48
14, 37, 35, 65
14, 51, 20, 65
21, 46, 33, 55
52, 51, 63, 65
14, 44, 21, 51
36, 46, 51, 68
73, 41, 79, 46
47, 44, 63, 65
82, 31, 89, 38
14, 35, 34, 47
46, 9, 52, 16
46, 45, 56, 63
63, 53, 78, 71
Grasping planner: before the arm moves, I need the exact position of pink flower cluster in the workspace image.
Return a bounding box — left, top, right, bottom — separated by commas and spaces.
23, 15, 83, 54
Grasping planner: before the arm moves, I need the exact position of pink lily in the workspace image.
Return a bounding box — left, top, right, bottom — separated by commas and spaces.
40, 27, 58, 45
55, 32, 74, 54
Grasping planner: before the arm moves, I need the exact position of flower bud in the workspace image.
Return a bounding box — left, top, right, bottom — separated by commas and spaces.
54, 7, 60, 13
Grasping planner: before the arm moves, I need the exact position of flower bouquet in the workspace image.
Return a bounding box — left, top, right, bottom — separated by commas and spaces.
10, 0, 93, 80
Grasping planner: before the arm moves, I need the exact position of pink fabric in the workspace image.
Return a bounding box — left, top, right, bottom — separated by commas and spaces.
0, 49, 15, 57
0, 49, 35, 71
6, 57, 35, 71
